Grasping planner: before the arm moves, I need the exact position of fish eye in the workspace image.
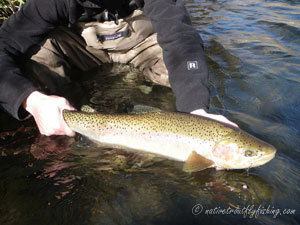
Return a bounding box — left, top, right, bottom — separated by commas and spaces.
244, 149, 256, 157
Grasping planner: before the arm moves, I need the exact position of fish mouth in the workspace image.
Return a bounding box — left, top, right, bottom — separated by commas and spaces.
254, 151, 276, 167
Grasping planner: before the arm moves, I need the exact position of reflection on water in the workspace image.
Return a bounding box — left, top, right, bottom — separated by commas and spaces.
1, 0, 300, 224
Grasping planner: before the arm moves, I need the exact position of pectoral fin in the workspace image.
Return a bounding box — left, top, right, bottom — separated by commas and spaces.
183, 151, 214, 172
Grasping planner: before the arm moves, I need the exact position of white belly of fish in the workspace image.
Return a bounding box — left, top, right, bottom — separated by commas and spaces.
82, 128, 215, 162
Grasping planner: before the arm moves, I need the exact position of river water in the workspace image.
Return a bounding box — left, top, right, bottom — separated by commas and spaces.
0, 0, 299, 224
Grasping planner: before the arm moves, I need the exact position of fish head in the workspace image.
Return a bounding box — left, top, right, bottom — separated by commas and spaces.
211, 131, 276, 169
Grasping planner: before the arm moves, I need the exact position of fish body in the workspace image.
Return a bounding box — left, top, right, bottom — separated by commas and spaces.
63, 109, 276, 172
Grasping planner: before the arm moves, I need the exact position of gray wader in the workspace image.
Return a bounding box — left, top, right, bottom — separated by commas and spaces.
26, 10, 170, 97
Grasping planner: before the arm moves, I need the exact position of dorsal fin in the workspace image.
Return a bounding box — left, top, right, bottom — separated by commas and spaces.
130, 105, 162, 114
80, 105, 95, 113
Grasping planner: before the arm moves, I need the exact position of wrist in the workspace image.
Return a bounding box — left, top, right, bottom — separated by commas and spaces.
190, 108, 207, 115
23, 91, 45, 113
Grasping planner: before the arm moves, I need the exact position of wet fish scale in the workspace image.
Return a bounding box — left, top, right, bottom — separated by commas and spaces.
63, 109, 276, 170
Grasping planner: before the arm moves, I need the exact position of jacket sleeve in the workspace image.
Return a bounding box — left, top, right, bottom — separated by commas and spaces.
143, 0, 210, 112
0, 0, 72, 120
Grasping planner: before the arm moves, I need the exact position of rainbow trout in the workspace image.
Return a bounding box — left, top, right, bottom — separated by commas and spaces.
63, 107, 276, 172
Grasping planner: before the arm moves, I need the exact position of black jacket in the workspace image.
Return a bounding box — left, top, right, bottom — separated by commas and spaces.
0, 0, 209, 120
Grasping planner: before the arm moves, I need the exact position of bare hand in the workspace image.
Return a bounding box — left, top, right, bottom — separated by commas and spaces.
23, 91, 76, 136
190, 109, 238, 128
